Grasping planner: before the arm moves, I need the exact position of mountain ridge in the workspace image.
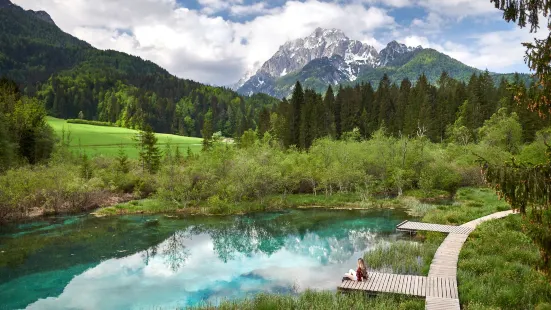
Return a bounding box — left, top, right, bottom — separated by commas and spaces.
236, 28, 528, 98
0, 2, 278, 138
0, 0, 56, 25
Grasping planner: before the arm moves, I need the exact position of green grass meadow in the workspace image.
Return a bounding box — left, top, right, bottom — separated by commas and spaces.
47, 117, 203, 158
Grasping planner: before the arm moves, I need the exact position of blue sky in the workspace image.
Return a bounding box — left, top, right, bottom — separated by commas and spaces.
13, 0, 548, 85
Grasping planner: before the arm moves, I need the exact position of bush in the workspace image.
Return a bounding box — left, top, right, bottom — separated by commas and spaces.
0, 164, 109, 221
66, 119, 118, 127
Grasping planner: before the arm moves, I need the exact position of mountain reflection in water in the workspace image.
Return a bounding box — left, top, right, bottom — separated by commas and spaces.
0, 208, 412, 309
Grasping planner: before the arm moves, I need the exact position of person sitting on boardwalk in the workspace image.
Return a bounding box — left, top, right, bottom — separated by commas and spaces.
344, 258, 368, 281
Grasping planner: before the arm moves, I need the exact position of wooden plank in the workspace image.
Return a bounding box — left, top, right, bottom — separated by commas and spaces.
382, 273, 391, 292
383, 273, 392, 293
373, 273, 382, 292
340, 281, 347, 289
403, 275, 410, 295
364, 274, 374, 292
370, 273, 381, 292
376, 273, 385, 292
390, 274, 398, 293
372, 273, 382, 292
392, 275, 402, 293
400, 275, 410, 295
387, 274, 395, 293
412, 276, 419, 296
341, 280, 349, 289
396, 274, 404, 293
450, 279, 457, 299
344, 280, 352, 289
445, 278, 451, 299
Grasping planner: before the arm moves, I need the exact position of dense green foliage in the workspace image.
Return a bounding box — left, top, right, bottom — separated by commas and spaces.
0, 78, 55, 171
66, 119, 118, 127
483, 0, 551, 272
136, 126, 162, 174
269, 72, 547, 150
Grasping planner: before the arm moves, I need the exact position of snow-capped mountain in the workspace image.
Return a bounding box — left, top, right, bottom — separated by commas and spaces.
236, 28, 421, 98
257, 28, 379, 79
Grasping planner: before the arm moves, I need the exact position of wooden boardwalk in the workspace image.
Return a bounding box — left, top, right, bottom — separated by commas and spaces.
340, 272, 428, 297
396, 221, 474, 235
338, 210, 514, 310
340, 274, 458, 299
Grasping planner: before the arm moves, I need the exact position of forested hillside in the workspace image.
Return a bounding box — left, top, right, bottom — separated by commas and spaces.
0, 2, 278, 138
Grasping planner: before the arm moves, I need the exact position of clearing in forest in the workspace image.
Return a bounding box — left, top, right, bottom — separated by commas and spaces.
47, 117, 203, 158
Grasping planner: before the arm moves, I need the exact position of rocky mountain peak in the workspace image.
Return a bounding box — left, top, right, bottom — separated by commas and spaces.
378, 40, 422, 66
255, 27, 377, 79
236, 29, 423, 97
28, 10, 56, 25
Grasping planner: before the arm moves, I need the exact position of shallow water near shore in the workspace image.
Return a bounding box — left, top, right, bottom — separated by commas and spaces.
0, 208, 412, 309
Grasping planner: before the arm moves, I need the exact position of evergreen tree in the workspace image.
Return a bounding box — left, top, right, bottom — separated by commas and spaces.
137, 126, 161, 174
80, 153, 92, 180
290, 82, 304, 146
257, 107, 271, 139
376, 74, 394, 134
323, 86, 336, 138
361, 83, 376, 136
116, 144, 130, 174
202, 109, 214, 151
396, 78, 412, 136
334, 86, 343, 138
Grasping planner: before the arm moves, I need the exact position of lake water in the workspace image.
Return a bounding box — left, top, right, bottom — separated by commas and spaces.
0, 208, 412, 309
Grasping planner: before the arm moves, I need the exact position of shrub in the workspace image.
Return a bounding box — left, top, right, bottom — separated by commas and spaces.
66, 119, 118, 127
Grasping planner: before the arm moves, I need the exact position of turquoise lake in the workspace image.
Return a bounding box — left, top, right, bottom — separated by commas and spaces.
0, 208, 412, 309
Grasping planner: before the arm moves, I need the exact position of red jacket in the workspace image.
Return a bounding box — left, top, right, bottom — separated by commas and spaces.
356, 267, 368, 281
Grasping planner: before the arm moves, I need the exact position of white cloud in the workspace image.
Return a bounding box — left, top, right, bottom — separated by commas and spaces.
417, 0, 498, 18
12, 0, 394, 85
399, 24, 548, 73
410, 12, 444, 33
10, 0, 539, 86
197, 0, 243, 14
359, 0, 413, 8
230, 2, 274, 16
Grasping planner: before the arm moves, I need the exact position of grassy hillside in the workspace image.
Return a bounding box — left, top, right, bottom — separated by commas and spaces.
47, 117, 202, 158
